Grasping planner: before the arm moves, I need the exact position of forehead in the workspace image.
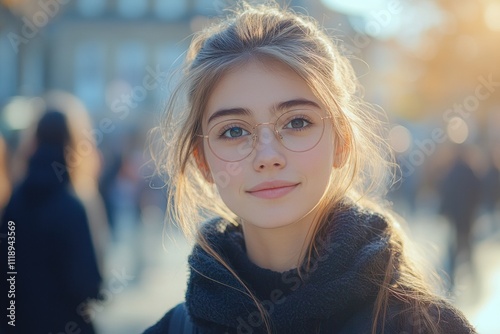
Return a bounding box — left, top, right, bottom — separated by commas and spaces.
204, 59, 322, 124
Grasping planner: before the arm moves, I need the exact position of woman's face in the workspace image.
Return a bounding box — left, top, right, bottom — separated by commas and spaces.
201, 59, 336, 229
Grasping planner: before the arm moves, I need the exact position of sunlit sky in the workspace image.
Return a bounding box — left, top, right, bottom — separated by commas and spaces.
321, 0, 444, 44
321, 0, 390, 15
321, 0, 403, 38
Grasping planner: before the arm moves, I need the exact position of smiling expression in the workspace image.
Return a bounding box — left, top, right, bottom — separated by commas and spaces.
201, 58, 337, 229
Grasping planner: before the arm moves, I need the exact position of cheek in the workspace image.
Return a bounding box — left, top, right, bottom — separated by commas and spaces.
306, 153, 333, 181
206, 154, 244, 192
299, 135, 335, 185
306, 134, 335, 169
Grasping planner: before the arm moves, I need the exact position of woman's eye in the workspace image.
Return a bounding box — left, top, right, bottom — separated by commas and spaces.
285, 118, 311, 129
222, 127, 249, 138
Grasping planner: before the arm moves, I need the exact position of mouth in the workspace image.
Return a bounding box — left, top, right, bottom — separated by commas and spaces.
246, 182, 300, 199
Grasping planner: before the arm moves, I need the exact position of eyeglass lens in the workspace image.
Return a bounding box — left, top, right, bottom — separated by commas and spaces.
206, 109, 326, 162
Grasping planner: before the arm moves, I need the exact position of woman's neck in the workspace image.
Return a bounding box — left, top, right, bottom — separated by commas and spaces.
241, 213, 318, 272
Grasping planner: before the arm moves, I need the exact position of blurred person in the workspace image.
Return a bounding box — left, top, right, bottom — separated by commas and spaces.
389, 150, 422, 214
44, 90, 110, 274
0, 111, 101, 334
109, 136, 145, 282
144, 3, 475, 333
8, 91, 110, 274
0, 132, 11, 216
109, 129, 163, 283
98, 137, 124, 236
438, 144, 482, 291
481, 143, 500, 233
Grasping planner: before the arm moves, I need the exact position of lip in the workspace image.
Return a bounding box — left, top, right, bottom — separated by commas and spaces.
246, 181, 300, 199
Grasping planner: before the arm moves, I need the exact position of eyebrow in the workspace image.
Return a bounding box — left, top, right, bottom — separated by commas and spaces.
207, 108, 251, 125
207, 98, 321, 125
276, 98, 321, 112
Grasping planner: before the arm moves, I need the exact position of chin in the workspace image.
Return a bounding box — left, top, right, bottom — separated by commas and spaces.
241, 210, 312, 229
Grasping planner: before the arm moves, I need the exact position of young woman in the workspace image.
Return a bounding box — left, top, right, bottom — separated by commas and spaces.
144, 2, 476, 333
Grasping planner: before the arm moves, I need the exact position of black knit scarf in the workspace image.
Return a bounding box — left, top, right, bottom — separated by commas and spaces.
185, 205, 396, 333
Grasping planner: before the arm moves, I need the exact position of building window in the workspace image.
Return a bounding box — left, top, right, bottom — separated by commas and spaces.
116, 42, 147, 86
74, 42, 106, 111
76, 0, 106, 17
21, 43, 43, 96
0, 33, 17, 104
195, 0, 218, 15
117, 0, 148, 18
153, 44, 185, 103
111, 42, 149, 110
154, 0, 187, 20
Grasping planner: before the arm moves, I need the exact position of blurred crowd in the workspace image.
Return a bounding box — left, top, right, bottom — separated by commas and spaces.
0, 91, 167, 333
390, 141, 500, 290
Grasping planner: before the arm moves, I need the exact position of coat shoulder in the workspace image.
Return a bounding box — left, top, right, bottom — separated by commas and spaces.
431, 301, 476, 333
143, 304, 175, 334
385, 300, 477, 333
338, 299, 476, 334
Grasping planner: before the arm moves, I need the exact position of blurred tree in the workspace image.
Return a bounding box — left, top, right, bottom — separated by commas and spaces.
394, 0, 500, 125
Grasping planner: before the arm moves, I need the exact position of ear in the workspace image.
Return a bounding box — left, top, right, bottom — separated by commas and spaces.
193, 146, 214, 183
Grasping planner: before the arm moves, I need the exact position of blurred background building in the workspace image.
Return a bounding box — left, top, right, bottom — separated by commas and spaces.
0, 0, 499, 333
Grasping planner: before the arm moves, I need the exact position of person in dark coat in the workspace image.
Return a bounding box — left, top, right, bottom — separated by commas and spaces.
481, 144, 500, 232
143, 3, 476, 333
0, 111, 101, 333
438, 146, 482, 289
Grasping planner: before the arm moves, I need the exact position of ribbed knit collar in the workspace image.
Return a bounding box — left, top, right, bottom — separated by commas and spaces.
186, 204, 397, 333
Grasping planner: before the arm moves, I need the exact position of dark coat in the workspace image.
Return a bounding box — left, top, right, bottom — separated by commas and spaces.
439, 157, 482, 230
0, 144, 102, 334
144, 205, 476, 334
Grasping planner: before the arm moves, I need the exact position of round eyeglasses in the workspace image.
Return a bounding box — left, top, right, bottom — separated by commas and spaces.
198, 108, 332, 162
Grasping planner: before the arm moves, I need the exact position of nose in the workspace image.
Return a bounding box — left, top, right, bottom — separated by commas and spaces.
252, 126, 286, 171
